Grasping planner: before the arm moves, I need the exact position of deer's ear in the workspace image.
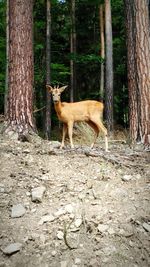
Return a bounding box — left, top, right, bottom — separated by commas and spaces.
59, 86, 68, 93
46, 85, 53, 92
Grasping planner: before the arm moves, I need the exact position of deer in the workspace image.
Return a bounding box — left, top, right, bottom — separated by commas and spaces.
46, 85, 108, 151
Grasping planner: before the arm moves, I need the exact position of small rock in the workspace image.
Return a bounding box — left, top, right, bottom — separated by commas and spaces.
31, 208, 37, 213
74, 258, 81, 265
50, 141, 61, 148
54, 208, 66, 217
143, 222, 150, 232
31, 186, 46, 202
40, 234, 46, 244
74, 218, 82, 228
78, 192, 86, 200
38, 214, 55, 225
2, 243, 22, 255
57, 231, 64, 240
0, 184, 5, 193
29, 233, 40, 241
41, 174, 49, 181
89, 258, 99, 267
92, 181, 109, 199
122, 175, 132, 182
60, 261, 68, 267
135, 174, 141, 180
11, 204, 26, 218
65, 204, 74, 213
86, 180, 93, 189
51, 250, 57, 256
97, 224, 109, 233
102, 245, 117, 255
118, 229, 126, 236
107, 228, 115, 235
0, 262, 6, 267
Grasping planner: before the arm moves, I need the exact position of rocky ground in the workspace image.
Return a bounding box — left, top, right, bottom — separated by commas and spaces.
0, 131, 150, 267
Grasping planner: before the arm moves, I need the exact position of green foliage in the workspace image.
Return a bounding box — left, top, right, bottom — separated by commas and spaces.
69, 53, 104, 64
0, 0, 128, 129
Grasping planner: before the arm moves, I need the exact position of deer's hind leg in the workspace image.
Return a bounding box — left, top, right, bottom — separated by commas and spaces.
91, 118, 108, 152
87, 120, 99, 148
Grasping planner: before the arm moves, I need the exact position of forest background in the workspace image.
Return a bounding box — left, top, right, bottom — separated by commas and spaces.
0, 0, 136, 139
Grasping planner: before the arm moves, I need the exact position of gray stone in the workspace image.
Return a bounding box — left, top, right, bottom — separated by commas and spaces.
92, 181, 109, 199
51, 250, 57, 256
122, 174, 132, 182
74, 218, 82, 228
97, 224, 109, 233
74, 258, 81, 265
143, 222, 150, 232
0, 183, 5, 193
2, 243, 22, 255
57, 231, 64, 240
54, 207, 66, 217
38, 214, 55, 225
65, 204, 74, 213
31, 186, 46, 202
11, 204, 26, 218
60, 261, 68, 267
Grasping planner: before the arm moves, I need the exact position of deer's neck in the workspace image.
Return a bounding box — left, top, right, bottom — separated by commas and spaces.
54, 101, 62, 118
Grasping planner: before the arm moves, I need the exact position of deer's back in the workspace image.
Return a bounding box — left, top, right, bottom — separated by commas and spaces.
59, 100, 104, 122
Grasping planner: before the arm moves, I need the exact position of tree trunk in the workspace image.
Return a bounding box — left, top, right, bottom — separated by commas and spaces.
99, 4, 105, 101
4, 0, 9, 116
124, 0, 138, 141
105, 0, 114, 133
5, 0, 35, 138
45, 0, 51, 139
124, 0, 150, 145
70, 0, 76, 102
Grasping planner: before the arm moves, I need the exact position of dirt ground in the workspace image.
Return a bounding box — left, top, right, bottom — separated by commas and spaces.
0, 129, 150, 267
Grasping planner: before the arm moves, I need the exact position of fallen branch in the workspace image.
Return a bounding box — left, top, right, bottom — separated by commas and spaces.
33, 106, 46, 113
98, 139, 126, 144
85, 150, 143, 168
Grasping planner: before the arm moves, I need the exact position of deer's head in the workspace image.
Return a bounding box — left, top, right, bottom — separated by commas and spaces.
46, 85, 67, 103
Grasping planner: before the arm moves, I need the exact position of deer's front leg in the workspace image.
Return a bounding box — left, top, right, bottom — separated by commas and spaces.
68, 121, 74, 149
60, 123, 67, 149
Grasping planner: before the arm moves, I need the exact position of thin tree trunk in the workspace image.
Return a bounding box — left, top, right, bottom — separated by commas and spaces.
99, 4, 105, 101
105, 0, 114, 133
45, 0, 51, 139
5, 0, 35, 137
4, 0, 9, 116
70, 0, 76, 102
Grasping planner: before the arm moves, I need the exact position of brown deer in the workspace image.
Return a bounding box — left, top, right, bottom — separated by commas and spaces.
46, 85, 108, 151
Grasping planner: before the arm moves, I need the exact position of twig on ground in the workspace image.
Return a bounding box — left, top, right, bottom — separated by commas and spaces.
63, 218, 77, 250
85, 150, 144, 168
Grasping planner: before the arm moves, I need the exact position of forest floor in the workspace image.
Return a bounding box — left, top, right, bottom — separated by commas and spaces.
0, 125, 150, 267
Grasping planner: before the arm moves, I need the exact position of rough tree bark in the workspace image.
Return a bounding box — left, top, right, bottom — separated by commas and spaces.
4, 0, 9, 116
45, 0, 51, 139
105, 0, 114, 133
4, 0, 35, 138
70, 0, 76, 102
124, 0, 150, 145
